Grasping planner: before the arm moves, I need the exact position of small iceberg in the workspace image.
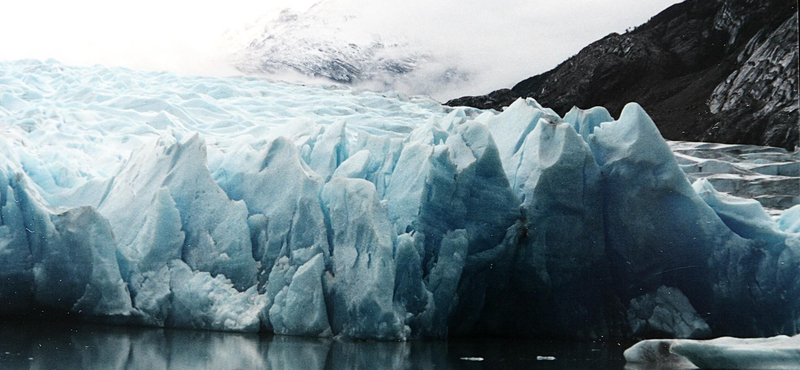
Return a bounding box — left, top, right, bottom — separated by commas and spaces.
624, 335, 800, 369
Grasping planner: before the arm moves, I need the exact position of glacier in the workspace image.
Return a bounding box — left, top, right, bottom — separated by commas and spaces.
0, 59, 798, 341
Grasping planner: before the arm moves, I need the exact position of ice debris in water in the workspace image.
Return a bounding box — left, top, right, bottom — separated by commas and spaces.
625, 335, 800, 370
0, 60, 798, 340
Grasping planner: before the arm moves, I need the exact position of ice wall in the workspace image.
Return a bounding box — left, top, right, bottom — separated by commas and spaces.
0, 60, 797, 340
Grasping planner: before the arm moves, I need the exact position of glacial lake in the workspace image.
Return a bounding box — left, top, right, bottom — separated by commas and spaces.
0, 321, 633, 370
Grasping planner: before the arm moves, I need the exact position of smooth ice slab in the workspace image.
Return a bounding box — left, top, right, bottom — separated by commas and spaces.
625, 335, 800, 370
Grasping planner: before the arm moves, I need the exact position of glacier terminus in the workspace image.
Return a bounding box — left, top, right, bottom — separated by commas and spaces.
0, 60, 798, 341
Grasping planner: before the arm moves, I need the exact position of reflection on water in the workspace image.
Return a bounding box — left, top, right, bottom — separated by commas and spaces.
0, 321, 628, 370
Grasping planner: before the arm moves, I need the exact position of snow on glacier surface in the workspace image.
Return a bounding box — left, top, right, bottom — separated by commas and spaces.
1, 60, 798, 340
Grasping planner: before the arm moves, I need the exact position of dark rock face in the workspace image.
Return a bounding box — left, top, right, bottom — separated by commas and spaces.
446, 0, 799, 150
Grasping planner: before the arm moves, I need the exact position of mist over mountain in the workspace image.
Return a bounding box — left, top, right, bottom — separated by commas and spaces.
228, 0, 682, 101
230, 2, 469, 100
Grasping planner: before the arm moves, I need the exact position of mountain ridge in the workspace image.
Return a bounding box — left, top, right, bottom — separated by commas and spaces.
446, 0, 799, 150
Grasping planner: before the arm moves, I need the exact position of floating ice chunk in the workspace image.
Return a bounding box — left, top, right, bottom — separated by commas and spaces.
625, 335, 800, 370
671, 335, 800, 369
623, 339, 697, 368
321, 178, 408, 340
627, 286, 712, 339
269, 253, 331, 337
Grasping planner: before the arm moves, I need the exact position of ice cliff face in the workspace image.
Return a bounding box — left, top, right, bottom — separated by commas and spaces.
0, 60, 798, 340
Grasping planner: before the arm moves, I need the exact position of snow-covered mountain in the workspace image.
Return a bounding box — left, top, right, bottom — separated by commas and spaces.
229, 1, 468, 99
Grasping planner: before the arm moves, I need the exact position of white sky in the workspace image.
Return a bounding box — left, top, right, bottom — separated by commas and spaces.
0, 0, 681, 96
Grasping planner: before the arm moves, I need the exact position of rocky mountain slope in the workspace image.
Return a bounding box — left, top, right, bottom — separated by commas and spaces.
447, 0, 799, 150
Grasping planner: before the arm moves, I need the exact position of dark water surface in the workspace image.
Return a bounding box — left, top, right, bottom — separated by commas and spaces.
0, 321, 631, 369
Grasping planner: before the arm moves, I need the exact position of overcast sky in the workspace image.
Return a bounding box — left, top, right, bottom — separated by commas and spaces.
0, 0, 681, 96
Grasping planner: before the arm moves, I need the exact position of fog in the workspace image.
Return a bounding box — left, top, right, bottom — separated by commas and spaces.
0, 0, 680, 99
